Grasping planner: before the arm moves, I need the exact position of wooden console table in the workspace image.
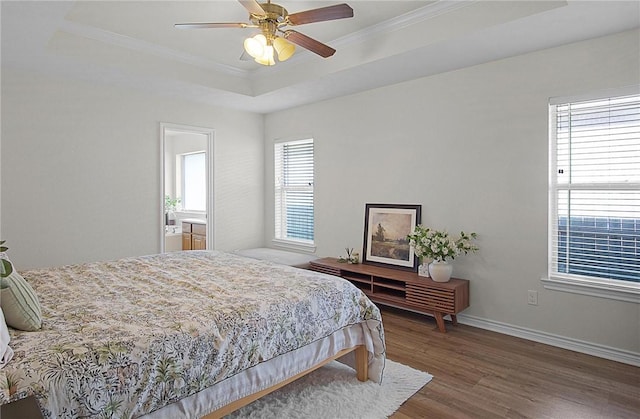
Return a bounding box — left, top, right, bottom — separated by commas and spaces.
310, 257, 470, 333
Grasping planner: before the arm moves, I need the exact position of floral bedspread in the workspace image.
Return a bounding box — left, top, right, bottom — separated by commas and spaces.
0, 251, 385, 418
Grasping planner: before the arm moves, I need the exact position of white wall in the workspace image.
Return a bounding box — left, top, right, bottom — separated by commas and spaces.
264, 30, 640, 355
1, 70, 265, 268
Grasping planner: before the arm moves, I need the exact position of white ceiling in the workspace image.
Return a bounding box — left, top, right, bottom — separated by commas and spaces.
2, 1, 639, 114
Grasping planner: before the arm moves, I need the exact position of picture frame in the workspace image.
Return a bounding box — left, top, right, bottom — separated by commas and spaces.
362, 203, 421, 272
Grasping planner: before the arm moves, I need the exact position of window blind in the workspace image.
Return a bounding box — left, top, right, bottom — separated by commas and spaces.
550, 93, 640, 282
275, 139, 314, 242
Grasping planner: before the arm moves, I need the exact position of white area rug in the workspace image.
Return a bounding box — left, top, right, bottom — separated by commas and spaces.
227, 359, 433, 419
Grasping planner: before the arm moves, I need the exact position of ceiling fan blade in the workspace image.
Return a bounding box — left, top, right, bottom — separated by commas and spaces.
283, 30, 336, 58
238, 0, 265, 16
175, 22, 249, 29
287, 4, 353, 25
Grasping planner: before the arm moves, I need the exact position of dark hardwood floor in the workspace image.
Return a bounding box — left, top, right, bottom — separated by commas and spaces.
381, 307, 640, 419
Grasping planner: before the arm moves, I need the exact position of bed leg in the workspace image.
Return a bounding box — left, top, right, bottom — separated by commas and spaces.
354, 345, 368, 382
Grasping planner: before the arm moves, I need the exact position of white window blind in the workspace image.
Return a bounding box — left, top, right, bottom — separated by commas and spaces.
550, 93, 640, 283
275, 139, 314, 242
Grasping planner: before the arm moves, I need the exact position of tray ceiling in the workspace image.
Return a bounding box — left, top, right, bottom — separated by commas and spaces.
2, 1, 638, 113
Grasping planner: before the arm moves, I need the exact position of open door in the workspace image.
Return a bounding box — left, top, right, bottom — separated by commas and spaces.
160, 123, 215, 253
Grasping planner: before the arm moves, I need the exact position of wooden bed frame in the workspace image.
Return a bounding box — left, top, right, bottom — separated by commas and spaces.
203, 345, 369, 418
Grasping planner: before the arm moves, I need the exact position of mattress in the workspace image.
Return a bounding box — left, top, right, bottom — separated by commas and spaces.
232, 248, 317, 268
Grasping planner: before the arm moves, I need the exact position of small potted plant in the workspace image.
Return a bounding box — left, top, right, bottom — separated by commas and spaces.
338, 248, 359, 264
407, 226, 478, 282
164, 195, 181, 226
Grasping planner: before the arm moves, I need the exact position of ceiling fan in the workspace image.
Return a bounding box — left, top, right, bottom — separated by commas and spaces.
175, 0, 354, 66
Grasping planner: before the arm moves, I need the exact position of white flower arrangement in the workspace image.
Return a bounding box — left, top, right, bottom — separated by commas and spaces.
407, 225, 478, 262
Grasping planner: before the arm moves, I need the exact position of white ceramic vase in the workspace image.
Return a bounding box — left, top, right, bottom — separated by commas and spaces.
429, 260, 452, 282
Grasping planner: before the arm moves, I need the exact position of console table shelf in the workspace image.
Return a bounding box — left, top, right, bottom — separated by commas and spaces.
310, 257, 470, 333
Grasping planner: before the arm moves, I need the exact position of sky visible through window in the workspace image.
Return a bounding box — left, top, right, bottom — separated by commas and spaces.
183, 152, 206, 212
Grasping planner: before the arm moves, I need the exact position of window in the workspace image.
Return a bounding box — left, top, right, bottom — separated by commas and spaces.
274, 138, 314, 245
547, 91, 640, 300
182, 152, 206, 212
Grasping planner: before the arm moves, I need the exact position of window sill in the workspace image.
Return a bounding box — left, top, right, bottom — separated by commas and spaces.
541, 275, 640, 304
271, 238, 316, 254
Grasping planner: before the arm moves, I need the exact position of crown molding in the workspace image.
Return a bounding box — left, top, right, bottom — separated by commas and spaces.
58, 20, 250, 78
333, 0, 475, 48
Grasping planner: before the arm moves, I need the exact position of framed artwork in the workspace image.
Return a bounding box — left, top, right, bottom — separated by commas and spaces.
362, 203, 421, 271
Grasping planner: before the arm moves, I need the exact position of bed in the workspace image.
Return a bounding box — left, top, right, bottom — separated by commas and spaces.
0, 250, 385, 418
231, 248, 317, 269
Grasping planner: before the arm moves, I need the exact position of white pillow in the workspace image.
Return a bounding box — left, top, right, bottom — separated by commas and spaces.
0, 308, 14, 368
0, 260, 42, 331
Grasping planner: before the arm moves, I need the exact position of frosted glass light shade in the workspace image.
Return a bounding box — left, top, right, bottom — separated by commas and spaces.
244, 34, 267, 59
273, 37, 295, 61
254, 45, 275, 66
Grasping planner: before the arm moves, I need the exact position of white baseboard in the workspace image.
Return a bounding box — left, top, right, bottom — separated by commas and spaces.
456, 314, 640, 367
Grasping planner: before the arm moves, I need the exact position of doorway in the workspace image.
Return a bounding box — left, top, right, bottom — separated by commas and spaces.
160, 123, 215, 253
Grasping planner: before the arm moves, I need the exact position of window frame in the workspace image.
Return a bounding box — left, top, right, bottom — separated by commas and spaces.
544, 87, 640, 303
273, 138, 315, 252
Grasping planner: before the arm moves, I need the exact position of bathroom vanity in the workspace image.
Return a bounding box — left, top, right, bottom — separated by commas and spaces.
182, 219, 206, 250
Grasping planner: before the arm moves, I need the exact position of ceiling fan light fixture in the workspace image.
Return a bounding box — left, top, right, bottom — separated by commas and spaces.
177, 0, 355, 65
254, 45, 275, 66
244, 33, 267, 58
273, 36, 295, 61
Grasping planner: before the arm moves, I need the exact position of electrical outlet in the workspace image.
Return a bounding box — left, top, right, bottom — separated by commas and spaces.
527, 290, 538, 305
